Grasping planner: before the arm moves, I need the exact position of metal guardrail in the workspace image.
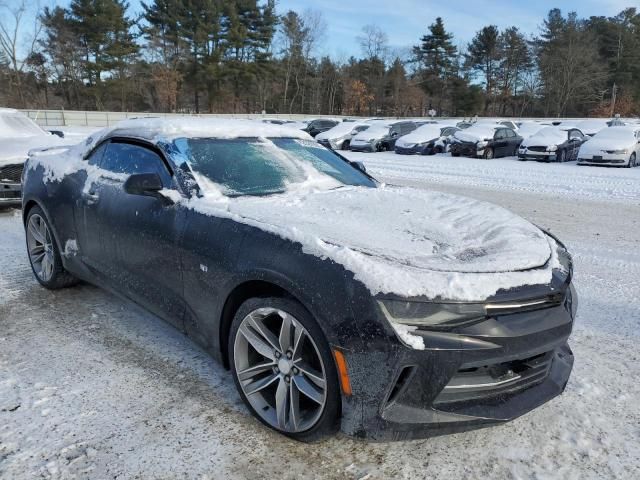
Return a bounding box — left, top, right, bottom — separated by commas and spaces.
20, 110, 353, 127
20, 109, 600, 128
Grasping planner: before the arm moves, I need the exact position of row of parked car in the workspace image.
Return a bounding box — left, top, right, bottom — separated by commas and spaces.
284, 116, 640, 168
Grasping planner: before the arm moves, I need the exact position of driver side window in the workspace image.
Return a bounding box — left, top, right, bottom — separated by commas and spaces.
101, 142, 173, 187
494, 129, 506, 139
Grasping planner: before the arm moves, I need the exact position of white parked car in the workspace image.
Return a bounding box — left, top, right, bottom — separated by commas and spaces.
315, 121, 370, 150
0, 108, 65, 205
394, 124, 459, 155
577, 126, 640, 168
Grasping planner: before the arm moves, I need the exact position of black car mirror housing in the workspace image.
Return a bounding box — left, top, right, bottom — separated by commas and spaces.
124, 173, 172, 203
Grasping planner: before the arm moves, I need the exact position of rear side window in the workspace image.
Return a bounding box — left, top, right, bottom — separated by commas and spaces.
101, 142, 172, 185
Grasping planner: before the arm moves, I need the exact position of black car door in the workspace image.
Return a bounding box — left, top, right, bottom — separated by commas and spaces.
88, 139, 186, 328
568, 129, 585, 159
492, 129, 508, 156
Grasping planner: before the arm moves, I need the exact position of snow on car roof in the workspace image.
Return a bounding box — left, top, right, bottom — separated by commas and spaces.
105, 117, 313, 142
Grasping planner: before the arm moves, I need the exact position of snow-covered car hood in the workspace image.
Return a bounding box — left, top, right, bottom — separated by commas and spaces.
395, 126, 441, 147
186, 186, 558, 301
352, 126, 389, 142
453, 127, 495, 143
521, 128, 567, 147
0, 135, 65, 167
579, 136, 635, 155
316, 122, 368, 141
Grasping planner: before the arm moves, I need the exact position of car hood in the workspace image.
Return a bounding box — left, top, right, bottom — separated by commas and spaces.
396, 129, 441, 147
227, 186, 551, 275
579, 137, 634, 154
0, 135, 64, 167
453, 130, 493, 143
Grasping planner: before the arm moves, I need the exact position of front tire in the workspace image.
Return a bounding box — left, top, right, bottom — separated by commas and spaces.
25, 206, 78, 289
483, 147, 494, 159
557, 149, 566, 162
341, 140, 350, 151
229, 297, 340, 441
627, 153, 636, 168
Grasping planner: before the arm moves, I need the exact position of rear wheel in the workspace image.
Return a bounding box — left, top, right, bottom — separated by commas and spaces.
229, 297, 340, 441
25, 206, 78, 289
341, 140, 350, 151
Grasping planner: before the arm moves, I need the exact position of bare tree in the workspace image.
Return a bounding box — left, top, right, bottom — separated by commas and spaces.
357, 24, 388, 61
0, 0, 42, 107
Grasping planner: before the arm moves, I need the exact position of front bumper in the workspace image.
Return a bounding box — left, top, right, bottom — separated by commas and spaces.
518, 151, 557, 162
0, 182, 22, 206
350, 142, 375, 152
449, 142, 480, 157
395, 145, 432, 155
578, 154, 628, 166
341, 285, 577, 440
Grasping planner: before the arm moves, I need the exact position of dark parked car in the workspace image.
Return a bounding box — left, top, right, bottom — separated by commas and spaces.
303, 119, 340, 137
518, 127, 586, 162
350, 121, 417, 152
394, 125, 460, 155
22, 118, 576, 441
450, 125, 522, 159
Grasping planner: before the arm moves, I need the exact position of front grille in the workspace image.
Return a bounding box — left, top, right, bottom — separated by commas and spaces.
0, 163, 24, 183
526, 146, 547, 152
435, 351, 554, 405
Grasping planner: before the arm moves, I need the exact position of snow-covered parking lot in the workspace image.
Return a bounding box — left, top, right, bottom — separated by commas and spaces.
2, 152, 640, 479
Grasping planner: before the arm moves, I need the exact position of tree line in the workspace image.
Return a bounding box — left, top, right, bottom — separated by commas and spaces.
1, 1, 639, 118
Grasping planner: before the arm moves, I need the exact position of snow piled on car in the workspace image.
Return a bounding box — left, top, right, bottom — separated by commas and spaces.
185, 185, 560, 301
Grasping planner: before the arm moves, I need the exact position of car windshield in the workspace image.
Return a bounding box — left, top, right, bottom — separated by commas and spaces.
175, 137, 376, 197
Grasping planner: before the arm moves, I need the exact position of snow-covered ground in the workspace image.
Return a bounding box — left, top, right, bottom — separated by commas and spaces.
1, 151, 639, 479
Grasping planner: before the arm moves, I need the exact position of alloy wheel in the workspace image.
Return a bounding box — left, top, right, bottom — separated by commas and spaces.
233, 307, 328, 433
26, 214, 55, 282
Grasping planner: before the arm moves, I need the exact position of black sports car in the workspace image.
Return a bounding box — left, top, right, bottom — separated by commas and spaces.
22, 118, 576, 441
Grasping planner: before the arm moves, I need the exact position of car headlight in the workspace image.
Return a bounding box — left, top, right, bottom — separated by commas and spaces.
378, 299, 486, 327
610, 149, 628, 154
476, 140, 488, 148
547, 145, 558, 151
369, 138, 376, 142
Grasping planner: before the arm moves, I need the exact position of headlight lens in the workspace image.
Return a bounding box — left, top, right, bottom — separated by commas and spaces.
547, 145, 558, 151
610, 149, 628, 154
378, 299, 486, 327
477, 140, 488, 148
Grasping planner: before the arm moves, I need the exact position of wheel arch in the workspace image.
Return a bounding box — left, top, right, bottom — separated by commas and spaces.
219, 279, 308, 369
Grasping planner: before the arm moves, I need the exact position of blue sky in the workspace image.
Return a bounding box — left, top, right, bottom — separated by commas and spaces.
274, 0, 636, 58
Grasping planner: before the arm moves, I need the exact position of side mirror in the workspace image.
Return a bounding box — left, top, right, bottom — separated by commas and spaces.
124, 173, 170, 202
391, 132, 399, 138
352, 161, 367, 173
